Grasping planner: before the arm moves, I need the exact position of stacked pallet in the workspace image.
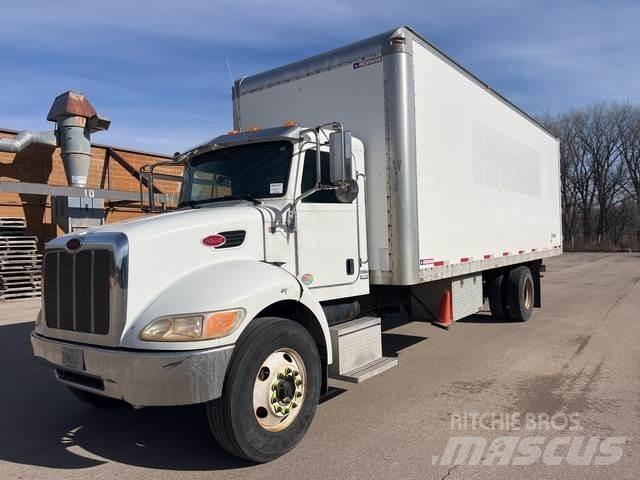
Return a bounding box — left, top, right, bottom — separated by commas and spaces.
0, 217, 42, 301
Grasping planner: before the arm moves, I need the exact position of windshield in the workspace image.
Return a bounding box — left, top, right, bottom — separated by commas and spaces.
179, 141, 293, 206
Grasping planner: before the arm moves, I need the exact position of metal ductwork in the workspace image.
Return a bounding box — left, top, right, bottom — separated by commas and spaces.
0, 91, 110, 187
0, 130, 57, 152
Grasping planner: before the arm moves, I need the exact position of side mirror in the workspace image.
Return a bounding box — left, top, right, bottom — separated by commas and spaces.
329, 130, 358, 203
329, 131, 353, 184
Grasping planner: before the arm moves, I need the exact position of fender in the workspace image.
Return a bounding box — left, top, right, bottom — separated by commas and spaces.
122, 259, 332, 362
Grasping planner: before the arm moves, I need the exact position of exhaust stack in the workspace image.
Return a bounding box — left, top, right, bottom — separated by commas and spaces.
0, 91, 110, 187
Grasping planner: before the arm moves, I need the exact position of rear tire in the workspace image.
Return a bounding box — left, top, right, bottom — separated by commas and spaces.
67, 387, 124, 408
506, 266, 535, 322
207, 317, 321, 463
487, 273, 510, 320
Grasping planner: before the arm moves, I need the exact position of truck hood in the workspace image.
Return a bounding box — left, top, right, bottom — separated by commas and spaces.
91, 202, 261, 243
76, 202, 266, 325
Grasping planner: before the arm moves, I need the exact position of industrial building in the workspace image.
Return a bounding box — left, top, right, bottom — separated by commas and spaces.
0, 92, 181, 299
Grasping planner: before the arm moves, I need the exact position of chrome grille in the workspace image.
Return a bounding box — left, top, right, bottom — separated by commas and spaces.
44, 249, 112, 335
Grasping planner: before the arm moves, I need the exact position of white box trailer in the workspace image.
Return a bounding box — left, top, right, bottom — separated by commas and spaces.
32, 26, 563, 463
234, 26, 562, 290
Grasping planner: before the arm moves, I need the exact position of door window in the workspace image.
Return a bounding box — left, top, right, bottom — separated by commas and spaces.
300, 150, 338, 203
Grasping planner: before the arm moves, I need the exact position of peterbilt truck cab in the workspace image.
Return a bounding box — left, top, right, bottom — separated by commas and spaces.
32, 123, 374, 462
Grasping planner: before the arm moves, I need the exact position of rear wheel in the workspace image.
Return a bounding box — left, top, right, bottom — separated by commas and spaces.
506, 266, 535, 321
207, 317, 321, 463
487, 273, 510, 320
67, 386, 124, 408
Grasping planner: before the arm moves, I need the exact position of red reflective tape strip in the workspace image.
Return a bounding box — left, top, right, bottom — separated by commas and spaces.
518, 250, 524, 254
434, 260, 445, 267
460, 257, 470, 263
502, 252, 509, 256
483, 254, 492, 259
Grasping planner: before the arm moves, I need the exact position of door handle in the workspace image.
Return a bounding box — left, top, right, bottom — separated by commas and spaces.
346, 258, 355, 275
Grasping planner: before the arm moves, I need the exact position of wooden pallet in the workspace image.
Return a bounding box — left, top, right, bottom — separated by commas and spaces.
0, 217, 27, 229
0, 217, 42, 301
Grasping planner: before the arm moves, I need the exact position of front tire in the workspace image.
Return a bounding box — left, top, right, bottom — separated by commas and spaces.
207, 317, 321, 463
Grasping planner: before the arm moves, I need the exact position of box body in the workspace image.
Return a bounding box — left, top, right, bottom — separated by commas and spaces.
235, 26, 562, 286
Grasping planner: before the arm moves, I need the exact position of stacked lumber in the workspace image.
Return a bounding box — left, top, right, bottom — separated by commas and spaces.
0, 218, 42, 301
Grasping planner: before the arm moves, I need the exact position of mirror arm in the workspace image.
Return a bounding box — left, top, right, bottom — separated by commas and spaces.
287, 184, 337, 233
288, 122, 347, 231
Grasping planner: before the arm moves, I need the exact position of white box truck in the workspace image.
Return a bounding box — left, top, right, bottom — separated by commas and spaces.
32, 26, 562, 462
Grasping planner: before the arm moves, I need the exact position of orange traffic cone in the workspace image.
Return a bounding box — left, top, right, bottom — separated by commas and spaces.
432, 289, 453, 330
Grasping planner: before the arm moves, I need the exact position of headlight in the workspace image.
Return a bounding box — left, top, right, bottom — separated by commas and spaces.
140, 308, 245, 342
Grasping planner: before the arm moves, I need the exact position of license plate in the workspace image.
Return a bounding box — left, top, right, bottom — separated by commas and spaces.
61, 347, 84, 371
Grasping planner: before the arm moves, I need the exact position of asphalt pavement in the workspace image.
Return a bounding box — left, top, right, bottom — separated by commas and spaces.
0, 252, 638, 479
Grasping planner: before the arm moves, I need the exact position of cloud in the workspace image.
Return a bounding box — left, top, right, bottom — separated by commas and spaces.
0, 0, 638, 152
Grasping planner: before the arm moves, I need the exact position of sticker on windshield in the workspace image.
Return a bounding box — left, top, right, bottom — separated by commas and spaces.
270, 183, 284, 194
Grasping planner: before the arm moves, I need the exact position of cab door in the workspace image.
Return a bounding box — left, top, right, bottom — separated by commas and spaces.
295, 148, 360, 299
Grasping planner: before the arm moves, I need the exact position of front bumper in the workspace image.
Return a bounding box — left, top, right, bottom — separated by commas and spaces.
31, 332, 234, 406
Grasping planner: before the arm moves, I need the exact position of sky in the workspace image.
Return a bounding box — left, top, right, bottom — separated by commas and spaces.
0, 0, 638, 154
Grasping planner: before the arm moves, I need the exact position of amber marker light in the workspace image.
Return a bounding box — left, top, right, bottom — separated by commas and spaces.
203, 309, 245, 338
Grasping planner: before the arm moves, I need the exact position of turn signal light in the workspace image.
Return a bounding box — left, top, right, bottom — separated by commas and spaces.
284, 120, 299, 127
204, 311, 240, 338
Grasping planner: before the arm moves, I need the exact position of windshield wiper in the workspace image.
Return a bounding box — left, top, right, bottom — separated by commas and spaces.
179, 195, 262, 209
216, 195, 263, 205
179, 199, 206, 209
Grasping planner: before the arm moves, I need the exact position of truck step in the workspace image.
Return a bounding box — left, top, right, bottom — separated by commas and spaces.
328, 316, 398, 383
330, 356, 398, 384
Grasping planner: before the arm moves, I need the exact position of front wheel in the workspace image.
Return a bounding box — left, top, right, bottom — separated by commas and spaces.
206, 317, 321, 463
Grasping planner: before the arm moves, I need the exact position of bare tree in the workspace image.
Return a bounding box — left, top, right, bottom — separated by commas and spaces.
541, 113, 580, 247
614, 104, 640, 242
541, 103, 637, 251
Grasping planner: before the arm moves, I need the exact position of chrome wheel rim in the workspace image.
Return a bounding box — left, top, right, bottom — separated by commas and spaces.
524, 277, 533, 310
253, 348, 306, 432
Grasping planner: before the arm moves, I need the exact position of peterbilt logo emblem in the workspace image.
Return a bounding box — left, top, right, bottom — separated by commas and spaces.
66, 238, 82, 251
